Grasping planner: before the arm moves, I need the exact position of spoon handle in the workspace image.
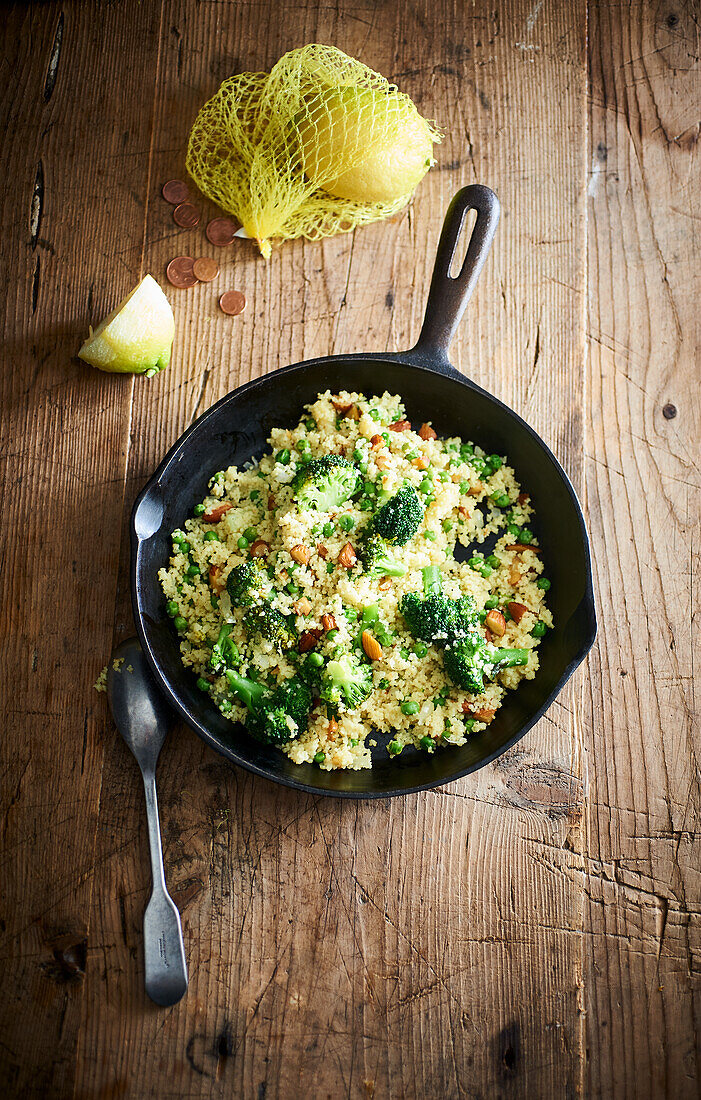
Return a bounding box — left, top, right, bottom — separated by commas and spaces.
141, 769, 188, 1006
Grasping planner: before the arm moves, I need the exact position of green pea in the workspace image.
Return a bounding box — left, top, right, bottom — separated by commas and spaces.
420, 478, 432, 493
506, 523, 521, 537
339, 514, 354, 531
537, 577, 551, 590
220, 698, 233, 714
213, 471, 225, 484
460, 444, 474, 459
420, 736, 433, 750
401, 699, 419, 715
305, 418, 316, 430
244, 527, 258, 541
286, 582, 299, 595
487, 455, 503, 471
369, 408, 380, 421
308, 652, 324, 668
276, 448, 291, 465
166, 600, 179, 617
204, 530, 219, 542
249, 489, 261, 502
484, 596, 499, 610
438, 471, 449, 482
425, 494, 435, 506
353, 447, 366, 463
459, 480, 471, 494
388, 740, 402, 755
480, 564, 493, 578
363, 480, 375, 495
520, 528, 534, 543
322, 522, 334, 537
174, 616, 187, 632
442, 519, 452, 532
314, 751, 326, 764
413, 643, 428, 658
193, 503, 205, 516
491, 492, 511, 508
531, 621, 547, 637
196, 677, 210, 693
186, 563, 200, 577
326, 629, 339, 641
176, 540, 190, 554
344, 608, 358, 621
468, 556, 483, 570
400, 648, 410, 660
237, 537, 249, 549
423, 530, 436, 541
359, 460, 368, 474
326, 562, 335, 574
486, 554, 500, 568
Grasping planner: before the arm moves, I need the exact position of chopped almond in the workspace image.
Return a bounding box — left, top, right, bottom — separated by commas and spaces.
451, 473, 462, 483
328, 715, 339, 734
292, 596, 312, 616
474, 707, 496, 723
208, 564, 224, 594
375, 454, 390, 470
202, 501, 233, 523
316, 543, 328, 559
388, 419, 411, 432
321, 613, 337, 633
509, 563, 521, 587
338, 542, 357, 569
370, 434, 382, 448
362, 631, 382, 661
485, 609, 506, 637
249, 539, 270, 558
418, 423, 437, 441
290, 544, 311, 565
507, 601, 529, 624
412, 455, 430, 470
467, 483, 483, 496
518, 492, 530, 505
378, 577, 393, 592
505, 543, 540, 553
279, 568, 289, 583
459, 505, 469, 518
298, 629, 322, 653
268, 494, 275, 510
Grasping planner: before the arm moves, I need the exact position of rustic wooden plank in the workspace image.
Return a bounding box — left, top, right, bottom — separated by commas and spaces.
0, 2, 166, 1096
584, 1, 701, 1096
74, 2, 589, 1098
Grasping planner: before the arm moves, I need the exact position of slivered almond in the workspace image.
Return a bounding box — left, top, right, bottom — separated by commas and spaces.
321, 613, 337, 633
507, 601, 529, 624
485, 609, 506, 636
505, 543, 540, 553
362, 630, 382, 661
268, 494, 275, 510
412, 455, 430, 470
249, 539, 270, 558
202, 501, 233, 523
418, 422, 437, 441
328, 716, 339, 734
378, 576, 393, 592
509, 563, 521, 587
208, 564, 224, 594
375, 454, 390, 470
338, 542, 357, 569
292, 596, 312, 616
290, 544, 310, 565
279, 568, 289, 583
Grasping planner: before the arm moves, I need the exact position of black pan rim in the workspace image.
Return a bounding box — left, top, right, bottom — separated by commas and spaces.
130, 349, 597, 799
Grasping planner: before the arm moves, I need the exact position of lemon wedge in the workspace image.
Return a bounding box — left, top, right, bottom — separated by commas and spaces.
78, 274, 175, 376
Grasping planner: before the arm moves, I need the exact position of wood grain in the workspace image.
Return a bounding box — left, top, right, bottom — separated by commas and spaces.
0, 0, 696, 1097
584, 1, 701, 1095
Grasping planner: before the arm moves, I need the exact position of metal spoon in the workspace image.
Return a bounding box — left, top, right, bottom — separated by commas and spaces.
107, 637, 188, 1007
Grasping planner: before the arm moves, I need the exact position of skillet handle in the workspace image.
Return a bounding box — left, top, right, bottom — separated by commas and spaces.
413, 185, 500, 365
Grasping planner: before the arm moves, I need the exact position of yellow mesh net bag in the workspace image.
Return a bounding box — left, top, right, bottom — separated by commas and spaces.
186, 44, 441, 258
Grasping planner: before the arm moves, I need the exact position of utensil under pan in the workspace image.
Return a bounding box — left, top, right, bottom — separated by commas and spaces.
131, 185, 596, 798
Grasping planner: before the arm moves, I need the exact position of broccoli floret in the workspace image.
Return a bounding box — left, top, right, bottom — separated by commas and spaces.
291, 454, 361, 511
443, 637, 529, 694
243, 602, 296, 652
373, 485, 424, 546
226, 559, 269, 607
357, 530, 407, 578
209, 622, 241, 672
400, 566, 477, 645
320, 651, 373, 710
224, 669, 312, 745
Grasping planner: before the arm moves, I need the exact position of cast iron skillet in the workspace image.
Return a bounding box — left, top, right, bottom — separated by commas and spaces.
131, 185, 596, 798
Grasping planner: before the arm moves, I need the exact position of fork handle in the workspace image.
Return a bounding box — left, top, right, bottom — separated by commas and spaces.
141, 770, 188, 1006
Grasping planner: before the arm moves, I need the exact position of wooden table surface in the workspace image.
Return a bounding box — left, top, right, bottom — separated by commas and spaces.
1, 1, 699, 1096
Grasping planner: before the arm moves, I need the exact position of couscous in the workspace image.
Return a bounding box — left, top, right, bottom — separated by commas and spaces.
158, 390, 552, 770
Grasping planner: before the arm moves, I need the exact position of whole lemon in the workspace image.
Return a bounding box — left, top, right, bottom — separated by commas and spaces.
299, 86, 437, 204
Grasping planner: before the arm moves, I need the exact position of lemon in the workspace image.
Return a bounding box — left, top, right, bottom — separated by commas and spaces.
78, 274, 175, 376
299, 86, 436, 204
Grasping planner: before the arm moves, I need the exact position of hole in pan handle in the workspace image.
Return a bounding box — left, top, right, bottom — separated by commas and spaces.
413, 184, 500, 366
